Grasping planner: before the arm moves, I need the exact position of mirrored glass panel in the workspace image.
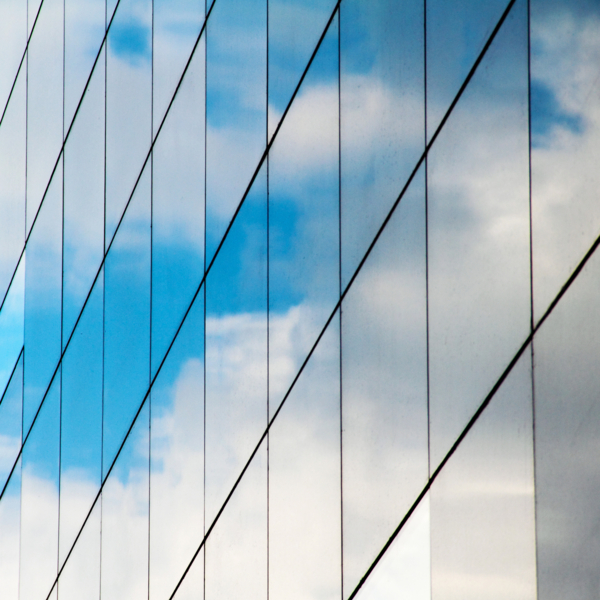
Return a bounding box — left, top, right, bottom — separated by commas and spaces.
205, 165, 267, 524
269, 317, 341, 600
205, 443, 267, 600
430, 351, 536, 600
427, 0, 530, 469
63, 45, 105, 343
57, 502, 101, 600
101, 401, 149, 600
268, 14, 339, 415
530, 0, 600, 322
59, 272, 103, 566
153, 0, 205, 132
19, 370, 60, 600
149, 293, 204, 600
105, 0, 152, 243
340, 0, 424, 288
0, 0, 26, 115
341, 167, 428, 597
426, 0, 509, 140
0, 352, 23, 492
0, 457, 22, 600
64, 0, 105, 126
103, 165, 150, 478
268, 0, 337, 137
151, 39, 205, 377
23, 160, 63, 434
534, 241, 600, 600
205, 0, 266, 264
0, 67, 26, 304
26, 0, 63, 232
0, 258, 25, 415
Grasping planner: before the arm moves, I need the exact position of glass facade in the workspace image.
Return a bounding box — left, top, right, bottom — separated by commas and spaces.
0, 0, 598, 598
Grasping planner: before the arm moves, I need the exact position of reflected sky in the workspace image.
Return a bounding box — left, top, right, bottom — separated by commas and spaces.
1, 1, 600, 599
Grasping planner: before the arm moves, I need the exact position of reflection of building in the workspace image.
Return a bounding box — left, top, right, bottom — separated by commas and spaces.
0, 0, 599, 598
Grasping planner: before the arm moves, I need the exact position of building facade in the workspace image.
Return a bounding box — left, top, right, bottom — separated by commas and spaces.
0, 0, 598, 598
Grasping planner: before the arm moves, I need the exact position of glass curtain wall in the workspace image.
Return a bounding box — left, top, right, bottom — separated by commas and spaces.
0, 0, 599, 599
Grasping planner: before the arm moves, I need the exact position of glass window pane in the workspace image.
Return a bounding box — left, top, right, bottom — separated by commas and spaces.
149, 294, 204, 600
151, 39, 205, 377
0, 457, 22, 600
0, 68, 26, 304
427, 0, 530, 469
59, 273, 103, 567
205, 0, 266, 264
64, 0, 105, 126
103, 165, 150, 478
63, 46, 105, 343
24, 161, 63, 434
26, 0, 64, 233
101, 402, 149, 600
105, 0, 152, 243
341, 168, 428, 597
0, 257, 25, 416
153, 0, 204, 132
426, 0, 509, 139
530, 0, 600, 322
340, 0, 424, 288
269, 318, 341, 600
57, 503, 101, 600
205, 444, 267, 600
0, 352, 23, 492
534, 241, 600, 600
268, 14, 339, 415
0, 0, 26, 115
430, 351, 537, 600
20, 371, 60, 600
205, 165, 267, 524
268, 0, 337, 136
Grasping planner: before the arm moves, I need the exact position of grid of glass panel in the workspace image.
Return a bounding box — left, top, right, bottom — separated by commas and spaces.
0, 0, 598, 598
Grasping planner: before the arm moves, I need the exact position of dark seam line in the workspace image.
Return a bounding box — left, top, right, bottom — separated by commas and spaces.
203, 1, 208, 596
99, 0, 108, 595
0, 0, 124, 318
526, 0, 542, 593
56, 0, 66, 584
0, 0, 46, 134
0, 346, 24, 411
424, 0, 432, 484
266, 0, 270, 598
147, 0, 155, 595
337, 7, 344, 600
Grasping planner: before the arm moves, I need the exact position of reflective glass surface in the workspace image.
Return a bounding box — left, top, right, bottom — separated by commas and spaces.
427, 0, 530, 469
149, 293, 204, 600
3, 0, 600, 598
341, 167, 428, 597
268, 14, 339, 414
530, 0, 600, 322
534, 244, 600, 600
430, 351, 537, 600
